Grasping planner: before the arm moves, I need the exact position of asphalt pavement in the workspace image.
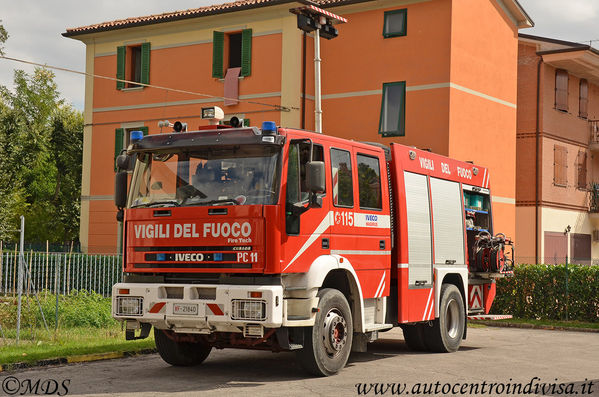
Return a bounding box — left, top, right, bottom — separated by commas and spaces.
1, 326, 597, 396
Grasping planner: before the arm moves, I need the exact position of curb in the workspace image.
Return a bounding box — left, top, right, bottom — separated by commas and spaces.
472, 320, 599, 333
0, 348, 157, 373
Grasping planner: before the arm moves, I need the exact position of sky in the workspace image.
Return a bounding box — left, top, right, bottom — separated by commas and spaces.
1, 0, 598, 111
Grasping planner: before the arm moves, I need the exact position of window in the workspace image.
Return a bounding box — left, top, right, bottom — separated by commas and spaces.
579, 79, 588, 119
116, 43, 150, 90
555, 69, 568, 112
286, 142, 324, 204
577, 150, 587, 189
286, 142, 325, 235
331, 149, 353, 207
379, 82, 406, 137
213, 29, 252, 78
383, 9, 407, 38
114, 127, 148, 171
553, 145, 567, 186
357, 154, 382, 210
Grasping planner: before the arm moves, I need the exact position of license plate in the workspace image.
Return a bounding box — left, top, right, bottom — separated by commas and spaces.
173, 303, 198, 315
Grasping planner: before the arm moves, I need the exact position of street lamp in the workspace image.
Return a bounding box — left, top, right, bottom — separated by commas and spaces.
290, 5, 347, 133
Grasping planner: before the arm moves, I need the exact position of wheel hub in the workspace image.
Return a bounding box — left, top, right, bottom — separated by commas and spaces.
323, 309, 347, 356
445, 298, 460, 339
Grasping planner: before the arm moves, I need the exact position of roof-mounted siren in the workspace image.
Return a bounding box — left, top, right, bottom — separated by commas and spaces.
201, 106, 225, 125
158, 120, 187, 132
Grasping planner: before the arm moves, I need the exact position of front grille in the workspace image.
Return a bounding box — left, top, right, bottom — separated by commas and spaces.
231, 299, 266, 321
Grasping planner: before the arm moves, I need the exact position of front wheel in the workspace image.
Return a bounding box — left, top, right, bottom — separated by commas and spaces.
154, 328, 212, 366
296, 288, 353, 376
423, 284, 465, 353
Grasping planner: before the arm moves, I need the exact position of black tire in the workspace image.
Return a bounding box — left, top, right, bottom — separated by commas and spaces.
402, 324, 428, 351
296, 288, 353, 376
154, 328, 212, 366
423, 284, 465, 353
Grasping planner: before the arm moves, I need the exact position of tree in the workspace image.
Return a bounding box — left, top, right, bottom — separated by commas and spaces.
0, 66, 83, 245
0, 20, 8, 56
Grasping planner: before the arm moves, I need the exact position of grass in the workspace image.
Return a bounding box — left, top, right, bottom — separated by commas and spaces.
0, 325, 155, 365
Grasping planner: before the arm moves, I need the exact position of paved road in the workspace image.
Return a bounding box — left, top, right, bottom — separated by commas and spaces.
3, 327, 598, 396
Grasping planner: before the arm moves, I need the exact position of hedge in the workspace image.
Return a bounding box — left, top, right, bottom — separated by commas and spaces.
492, 264, 599, 322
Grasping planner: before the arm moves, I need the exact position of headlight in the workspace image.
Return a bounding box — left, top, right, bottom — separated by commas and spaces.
116, 297, 143, 316
231, 299, 266, 321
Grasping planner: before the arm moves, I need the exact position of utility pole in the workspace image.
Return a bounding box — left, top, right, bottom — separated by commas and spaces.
290, 5, 347, 134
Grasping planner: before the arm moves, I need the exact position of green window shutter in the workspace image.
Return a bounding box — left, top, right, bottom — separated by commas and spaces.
241, 29, 252, 77
114, 128, 124, 171
243, 118, 250, 127
116, 46, 126, 90
139, 126, 149, 136
212, 31, 225, 78
140, 42, 151, 85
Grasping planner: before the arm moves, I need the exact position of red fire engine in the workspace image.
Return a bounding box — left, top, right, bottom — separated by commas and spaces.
112, 113, 513, 376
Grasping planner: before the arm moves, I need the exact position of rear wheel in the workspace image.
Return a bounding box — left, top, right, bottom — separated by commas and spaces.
423, 284, 465, 353
402, 324, 428, 351
154, 328, 212, 366
296, 288, 353, 376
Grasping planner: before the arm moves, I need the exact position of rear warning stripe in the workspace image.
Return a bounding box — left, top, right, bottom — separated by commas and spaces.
207, 303, 224, 316
149, 302, 166, 313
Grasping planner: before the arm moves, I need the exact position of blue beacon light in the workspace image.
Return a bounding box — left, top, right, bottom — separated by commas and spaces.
261, 121, 277, 135
130, 130, 144, 143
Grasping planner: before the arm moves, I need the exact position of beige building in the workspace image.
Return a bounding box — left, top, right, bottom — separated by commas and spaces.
516, 34, 599, 264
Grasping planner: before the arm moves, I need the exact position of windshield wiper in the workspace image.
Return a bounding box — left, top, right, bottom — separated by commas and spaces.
131, 200, 180, 208
197, 199, 239, 206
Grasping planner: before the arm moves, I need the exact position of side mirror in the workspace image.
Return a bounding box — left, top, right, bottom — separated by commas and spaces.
116, 153, 134, 171
306, 161, 325, 193
115, 171, 128, 209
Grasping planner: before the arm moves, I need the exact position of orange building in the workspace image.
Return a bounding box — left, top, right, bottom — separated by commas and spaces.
64, 0, 532, 253
516, 34, 599, 264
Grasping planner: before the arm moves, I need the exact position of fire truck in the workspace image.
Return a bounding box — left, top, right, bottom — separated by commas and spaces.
112, 110, 513, 376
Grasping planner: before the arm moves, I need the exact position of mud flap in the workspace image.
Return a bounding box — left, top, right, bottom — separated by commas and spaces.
126, 323, 152, 340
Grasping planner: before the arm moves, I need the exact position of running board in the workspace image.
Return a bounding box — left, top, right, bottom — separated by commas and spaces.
468, 314, 512, 321
364, 323, 394, 332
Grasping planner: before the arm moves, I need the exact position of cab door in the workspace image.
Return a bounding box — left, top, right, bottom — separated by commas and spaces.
281, 136, 330, 273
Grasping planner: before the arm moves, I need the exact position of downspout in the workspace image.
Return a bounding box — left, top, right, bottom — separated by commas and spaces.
535, 57, 543, 264
301, 31, 306, 129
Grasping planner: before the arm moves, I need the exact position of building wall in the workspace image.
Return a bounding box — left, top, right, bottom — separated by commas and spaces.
447, 0, 518, 240
541, 207, 599, 263
320, 0, 453, 154
79, 8, 297, 252
516, 39, 599, 263
75, 0, 522, 252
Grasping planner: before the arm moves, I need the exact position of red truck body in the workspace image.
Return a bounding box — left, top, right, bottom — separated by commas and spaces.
112, 124, 512, 375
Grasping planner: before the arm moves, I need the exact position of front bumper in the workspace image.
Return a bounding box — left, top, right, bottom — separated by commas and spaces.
112, 283, 283, 334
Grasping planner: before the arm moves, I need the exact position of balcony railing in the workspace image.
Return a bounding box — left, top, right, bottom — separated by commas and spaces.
589, 183, 599, 213
590, 120, 599, 151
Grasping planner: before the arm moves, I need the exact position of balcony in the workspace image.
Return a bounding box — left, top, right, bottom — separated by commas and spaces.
590, 120, 599, 152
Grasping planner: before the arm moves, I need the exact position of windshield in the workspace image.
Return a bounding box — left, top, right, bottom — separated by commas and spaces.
129, 145, 280, 207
